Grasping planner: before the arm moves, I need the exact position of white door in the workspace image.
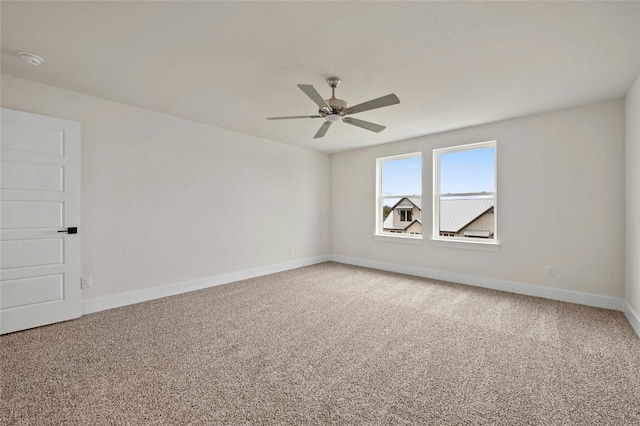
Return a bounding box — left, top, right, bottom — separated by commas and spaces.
1, 108, 81, 334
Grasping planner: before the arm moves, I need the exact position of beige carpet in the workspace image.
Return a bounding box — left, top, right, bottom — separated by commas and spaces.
2, 262, 639, 425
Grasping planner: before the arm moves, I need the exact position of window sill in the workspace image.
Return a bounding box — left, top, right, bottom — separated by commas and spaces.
430, 238, 499, 252
374, 234, 424, 245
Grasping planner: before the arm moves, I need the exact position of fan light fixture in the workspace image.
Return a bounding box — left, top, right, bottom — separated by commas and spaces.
266, 76, 400, 139
18, 52, 44, 66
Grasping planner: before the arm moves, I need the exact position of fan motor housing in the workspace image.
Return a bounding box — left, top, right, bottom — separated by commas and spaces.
321, 97, 347, 115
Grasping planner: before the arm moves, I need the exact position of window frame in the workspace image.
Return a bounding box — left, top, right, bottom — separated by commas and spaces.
432, 140, 498, 246
375, 152, 422, 239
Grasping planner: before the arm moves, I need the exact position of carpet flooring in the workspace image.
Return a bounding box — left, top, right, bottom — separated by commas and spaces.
2, 262, 639, 425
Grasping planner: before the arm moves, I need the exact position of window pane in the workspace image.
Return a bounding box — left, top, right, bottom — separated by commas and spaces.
378, 154, 422, 236
435, 143, 496, 241
382, 157, 421, 197
440, 146, 494, 194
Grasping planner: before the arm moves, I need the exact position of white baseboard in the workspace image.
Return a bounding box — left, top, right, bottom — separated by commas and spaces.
332, 255, 638, 337
330, 255, 627, 312
625, 302, 640, 337
82, 255, 331, 315
81, 253, 639, 339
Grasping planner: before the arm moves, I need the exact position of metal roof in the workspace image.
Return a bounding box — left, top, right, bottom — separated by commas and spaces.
408, 197, 422, 209
439, 198, 494, 232
384, 197, 492, 233
383, 213, 401, 229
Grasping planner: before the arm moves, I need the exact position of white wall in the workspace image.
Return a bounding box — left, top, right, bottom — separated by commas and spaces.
0, 74, 631, 317
331, 99, 626, 298
626, 75, 640, 318
1, 75, 330, 302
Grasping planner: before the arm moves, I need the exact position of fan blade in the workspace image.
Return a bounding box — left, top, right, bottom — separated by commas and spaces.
342, 117, 386, 133
314, 121, 332, 139
297, 84, 331, 109
266, 115, 322, 120
342, 94, 400, 116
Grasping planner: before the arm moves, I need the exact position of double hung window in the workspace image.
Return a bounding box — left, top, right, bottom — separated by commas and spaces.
376, 153, 422, 237
375, 142, 495, 245
433, 141, 497, 242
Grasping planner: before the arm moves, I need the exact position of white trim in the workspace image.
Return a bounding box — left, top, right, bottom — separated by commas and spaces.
374, 234, 424, 244
79, 253, 639, 339
624, 301, 640, 337
433, 140, 497, 245
375, 152, 422, 236
434, 140, 498, 154
81, 255, 331, 315
376, 152, 422, 162
330, 255, 626, 312
430, 238, 499, 251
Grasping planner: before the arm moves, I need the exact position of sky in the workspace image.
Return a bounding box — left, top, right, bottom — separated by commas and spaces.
382, 156, 421, 197
382, 146, 495, 201
439, 146, 495, 194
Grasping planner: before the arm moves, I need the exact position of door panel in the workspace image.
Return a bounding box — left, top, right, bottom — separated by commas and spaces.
1, 201, 63, 228
1, 274, 64, 310
1, 238, 64, 269
0, 122, 64, 155
1, 108, 81, 334
1, 161, 63, 191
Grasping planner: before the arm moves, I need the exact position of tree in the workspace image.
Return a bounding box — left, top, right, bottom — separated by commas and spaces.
383, 205, 392, 220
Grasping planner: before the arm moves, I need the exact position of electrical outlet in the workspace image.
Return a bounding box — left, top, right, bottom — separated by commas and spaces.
81, 276, 92, 289
545, 266, 555, 278
288, 247, 293, 255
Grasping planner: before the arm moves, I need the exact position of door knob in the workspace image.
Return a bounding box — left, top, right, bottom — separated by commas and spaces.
58, 227, 78, 234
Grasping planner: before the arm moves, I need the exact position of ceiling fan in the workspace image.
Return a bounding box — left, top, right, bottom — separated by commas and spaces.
266, 77, 400, 139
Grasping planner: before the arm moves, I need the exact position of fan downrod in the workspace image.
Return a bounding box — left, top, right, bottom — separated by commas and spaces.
323, 77, 346, 114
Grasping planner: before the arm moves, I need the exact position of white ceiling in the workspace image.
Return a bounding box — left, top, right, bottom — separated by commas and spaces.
1, 1, 639, 154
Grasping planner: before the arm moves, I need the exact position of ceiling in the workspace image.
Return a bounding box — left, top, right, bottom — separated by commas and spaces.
1, 1, 639, 154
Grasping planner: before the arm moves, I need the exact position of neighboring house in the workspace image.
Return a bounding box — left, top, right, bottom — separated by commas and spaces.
383, 197, 494, 238
439, 198, 494, 239
383, 197, 422, 234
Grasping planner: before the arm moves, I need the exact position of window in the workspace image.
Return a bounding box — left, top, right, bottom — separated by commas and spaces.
433, 141, 496, 243
376, 153, 422, 237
